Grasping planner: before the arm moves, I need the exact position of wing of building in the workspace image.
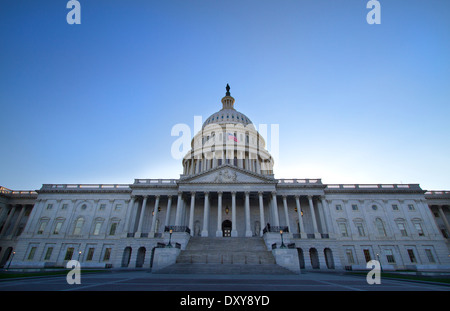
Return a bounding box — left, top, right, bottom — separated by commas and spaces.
1, 86, 449, 273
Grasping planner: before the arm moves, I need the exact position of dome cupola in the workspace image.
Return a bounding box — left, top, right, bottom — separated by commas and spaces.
202, 84, 253, 129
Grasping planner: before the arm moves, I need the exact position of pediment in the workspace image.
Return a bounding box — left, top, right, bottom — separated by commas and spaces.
180, 165, 275, 184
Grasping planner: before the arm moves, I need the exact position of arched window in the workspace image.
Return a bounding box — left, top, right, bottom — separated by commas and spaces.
375, 218, 386, 236
73, 218, 84, 235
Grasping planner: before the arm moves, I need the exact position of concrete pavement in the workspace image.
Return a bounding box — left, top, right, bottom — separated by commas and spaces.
0, 270, 449, 291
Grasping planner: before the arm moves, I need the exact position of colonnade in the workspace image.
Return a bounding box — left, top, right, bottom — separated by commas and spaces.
432, 205, 450, 237
0, 204, 31, 237
126, 191, 330, 238
183, 152, 263, 175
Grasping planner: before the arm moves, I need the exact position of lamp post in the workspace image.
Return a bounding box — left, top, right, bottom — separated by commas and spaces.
78, 251, 82, 261
167, 229, 173, 248
280, 230, 286, 248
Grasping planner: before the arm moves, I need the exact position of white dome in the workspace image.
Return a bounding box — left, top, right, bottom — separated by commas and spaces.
202, 108, 252, 128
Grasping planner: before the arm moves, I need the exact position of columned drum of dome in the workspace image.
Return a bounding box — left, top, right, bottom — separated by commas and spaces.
182, 85, 274, 176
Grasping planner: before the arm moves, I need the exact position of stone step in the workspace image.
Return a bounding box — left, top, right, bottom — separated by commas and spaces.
157, 237, 288, 275
153, 263, 295, 275
185, 237, 268, 251
176, 250, 276, 264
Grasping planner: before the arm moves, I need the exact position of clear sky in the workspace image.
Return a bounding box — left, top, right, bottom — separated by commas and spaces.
1, 0, 449, 191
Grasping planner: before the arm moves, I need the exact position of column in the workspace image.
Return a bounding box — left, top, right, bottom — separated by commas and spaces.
271, 192, 280, 227
282, 196, 291, 233
258, 192, 265, 236
189, 192, 196, 236
123, 196, 136, 236
201, 192, 210, 237
245, 191, 252, 237
238, 151, 244, 169
231, 191, 238, 237
190, 158, 195, 174
24, 199, 42, 235
212, 154, 217, 169
318, 196, 331, 234
150, 195, 160, 237
295, 195, 306, 238
0, 205, 16, 236
308, 195, 320, 238
438, 205, 450, 236
256, 159, 261, 174
10, 205, 26, 237
164, 196, 172, 228
216, 192, 223, 237
317, 200, 327, 233
202, 157, 207, 171
135, 196, 148, 237
174, 192, 183, 226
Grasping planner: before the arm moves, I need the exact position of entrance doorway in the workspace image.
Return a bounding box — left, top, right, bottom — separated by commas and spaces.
309, 248, 320, 269
136, 247, 146, 268
222, 220, 232, 237
324, 248, 335, 269
121, 247, 132, 268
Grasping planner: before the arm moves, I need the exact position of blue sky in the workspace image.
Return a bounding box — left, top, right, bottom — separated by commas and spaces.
0, 0, 449, 191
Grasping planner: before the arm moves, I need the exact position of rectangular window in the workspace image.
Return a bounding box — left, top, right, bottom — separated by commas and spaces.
346, 249, 355, 264
335, 204, 342, 211
62, 204, 68, 210
53, 222, 63, 235
86, 248, 95, 261
114, 204, 122, 211
93, 222, 102, 235
27, 247, 37, 260
64, 247, 74, 261
37, 221, 48, 234
425, 249, 435, 263
73, 219, 84, 235
414, 223, 424, 236
44, 247, 53, 261
398, 223, 408, 236
338, 223, 348, 237
109, 223, 117, 236
356, 224, 365, 237
46, 204, 53, 210
407, 249, 417, 263
351, 204, 358, 211
103, 248, 112, 261
385, 249, 396, 263
363, 249, 372, 262
408, 204, 415, 211
392, 204, 399, 211
99, 204, 106, 211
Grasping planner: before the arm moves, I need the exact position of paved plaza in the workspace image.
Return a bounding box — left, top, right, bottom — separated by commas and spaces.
0, 270, 448, 291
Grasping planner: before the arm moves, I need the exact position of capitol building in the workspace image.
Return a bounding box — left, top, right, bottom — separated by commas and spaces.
1, 86, 450, 273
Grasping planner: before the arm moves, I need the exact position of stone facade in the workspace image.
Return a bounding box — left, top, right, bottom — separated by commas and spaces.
1, 88, 449, 272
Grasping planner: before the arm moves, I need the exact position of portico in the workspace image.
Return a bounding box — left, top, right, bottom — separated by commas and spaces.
125, 170, 332, 241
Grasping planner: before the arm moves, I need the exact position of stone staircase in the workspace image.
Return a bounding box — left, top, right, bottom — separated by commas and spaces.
154, 237, 294, 275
